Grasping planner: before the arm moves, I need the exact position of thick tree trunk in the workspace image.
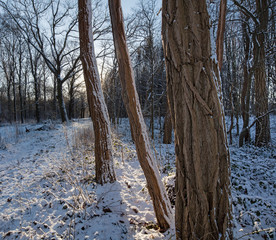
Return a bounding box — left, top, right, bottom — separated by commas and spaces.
162, 0, 232, 239
254, 0, 270, 146
108, 0, 173, 231
78, 0, 116, 184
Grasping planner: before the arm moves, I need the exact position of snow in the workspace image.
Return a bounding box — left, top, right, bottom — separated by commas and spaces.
0, 119, 174, 239
0, 116, 275, 239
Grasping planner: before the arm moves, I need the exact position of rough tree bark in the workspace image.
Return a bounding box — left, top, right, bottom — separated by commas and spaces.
56, 80, 68, 123
239, 17, 251, 147
78, 0, 116, 184
108, 0, 173, 231
216, 0, 227, 70
163, 103, 172, 144
162, 0, 232, 239
254, 0, 270, 146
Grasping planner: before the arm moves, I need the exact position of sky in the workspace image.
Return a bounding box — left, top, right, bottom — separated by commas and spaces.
121, 0, 139, 14
111, 0, 162, 15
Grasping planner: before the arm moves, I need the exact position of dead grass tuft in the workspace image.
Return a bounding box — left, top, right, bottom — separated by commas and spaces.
72, 125, 94, 151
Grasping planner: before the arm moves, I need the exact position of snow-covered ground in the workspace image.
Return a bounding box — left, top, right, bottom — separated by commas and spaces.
0, 116, 275, 239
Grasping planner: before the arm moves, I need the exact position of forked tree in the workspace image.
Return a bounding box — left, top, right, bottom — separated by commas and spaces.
108, 0, 173, 231
78, 0, 116, 184
162, 0, 232, 239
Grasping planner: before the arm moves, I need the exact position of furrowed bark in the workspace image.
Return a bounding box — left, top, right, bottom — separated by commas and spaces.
162, 0, 232, 239
108, 0, 173, 231
78, 0, 116, 184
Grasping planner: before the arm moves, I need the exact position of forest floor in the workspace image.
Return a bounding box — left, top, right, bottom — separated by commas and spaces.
0, 116, 275, 240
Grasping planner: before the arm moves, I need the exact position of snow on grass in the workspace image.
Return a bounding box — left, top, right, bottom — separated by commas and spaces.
0, 119, 175, 239
0, 115, 275, 239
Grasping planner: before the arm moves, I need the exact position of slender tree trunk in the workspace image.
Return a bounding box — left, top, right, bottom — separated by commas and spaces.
150, 69, 154, 139
6, 75, 12, 123
228, 85, 234, 145
109, 0, 173, 231
12, 75, 17, 122
18, 80, 24, 123
68, 78, 75, 120
163, 102, 172, 144
162, 0, 232, 239
224, 38, 232, 115
43, 66, 47, 118
34, 76, 40, 123
24, 70, 27, 120
231, 40, 239, 136
28, 45, 40, 123
78, 0, 116, 184
239, 18, 251, 147
56, 79, 68, 123
216, 0, 227, 70
18, 44, 24, 124
254, 0, 270, 146
52, 77, 58, 120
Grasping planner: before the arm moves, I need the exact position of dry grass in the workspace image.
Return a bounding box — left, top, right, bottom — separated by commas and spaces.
72, 125, 94, 151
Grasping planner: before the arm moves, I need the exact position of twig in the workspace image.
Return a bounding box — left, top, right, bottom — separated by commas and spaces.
247, 109, 274, 130
238, 227, 275, 239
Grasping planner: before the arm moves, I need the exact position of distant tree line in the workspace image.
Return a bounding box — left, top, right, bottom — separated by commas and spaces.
0, 0, 275, 146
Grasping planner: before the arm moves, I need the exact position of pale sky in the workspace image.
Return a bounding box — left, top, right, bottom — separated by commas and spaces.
121, 0, 139, 14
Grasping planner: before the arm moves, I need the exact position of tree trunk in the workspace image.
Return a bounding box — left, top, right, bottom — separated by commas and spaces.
12, 75, 17, 122
34, 76, 40, 123
18, 44, 24, 124
228, 85, 234, 145
162, 0, 232, 239
68, 78, 75, 120
239, 17, 251, 147
254, 0, 270, 146
53, 78, 57, 119
24, 70, 28, 120
163, 103, 172, 144
43, 65, 47, 118
78, 0, 116, 184
231, 40, 239, 136
56, 79, 68, 123
216, 0, 227, 70
108, 0, 173, 231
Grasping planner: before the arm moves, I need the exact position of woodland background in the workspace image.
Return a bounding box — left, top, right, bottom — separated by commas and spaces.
0, 0, 274, 145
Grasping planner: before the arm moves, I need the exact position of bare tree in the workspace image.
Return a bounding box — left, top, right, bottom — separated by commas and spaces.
0, 0, 81, 122
27, 43, 41, 123
162, 0, 232, 239
108, 0, 173, 231
0, 31, 17, 122
239, 15, 252, 147
162, 102, 172, 144
216, 0, 227, 70
78, 0, 116, 184
233, 0, 271, 146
